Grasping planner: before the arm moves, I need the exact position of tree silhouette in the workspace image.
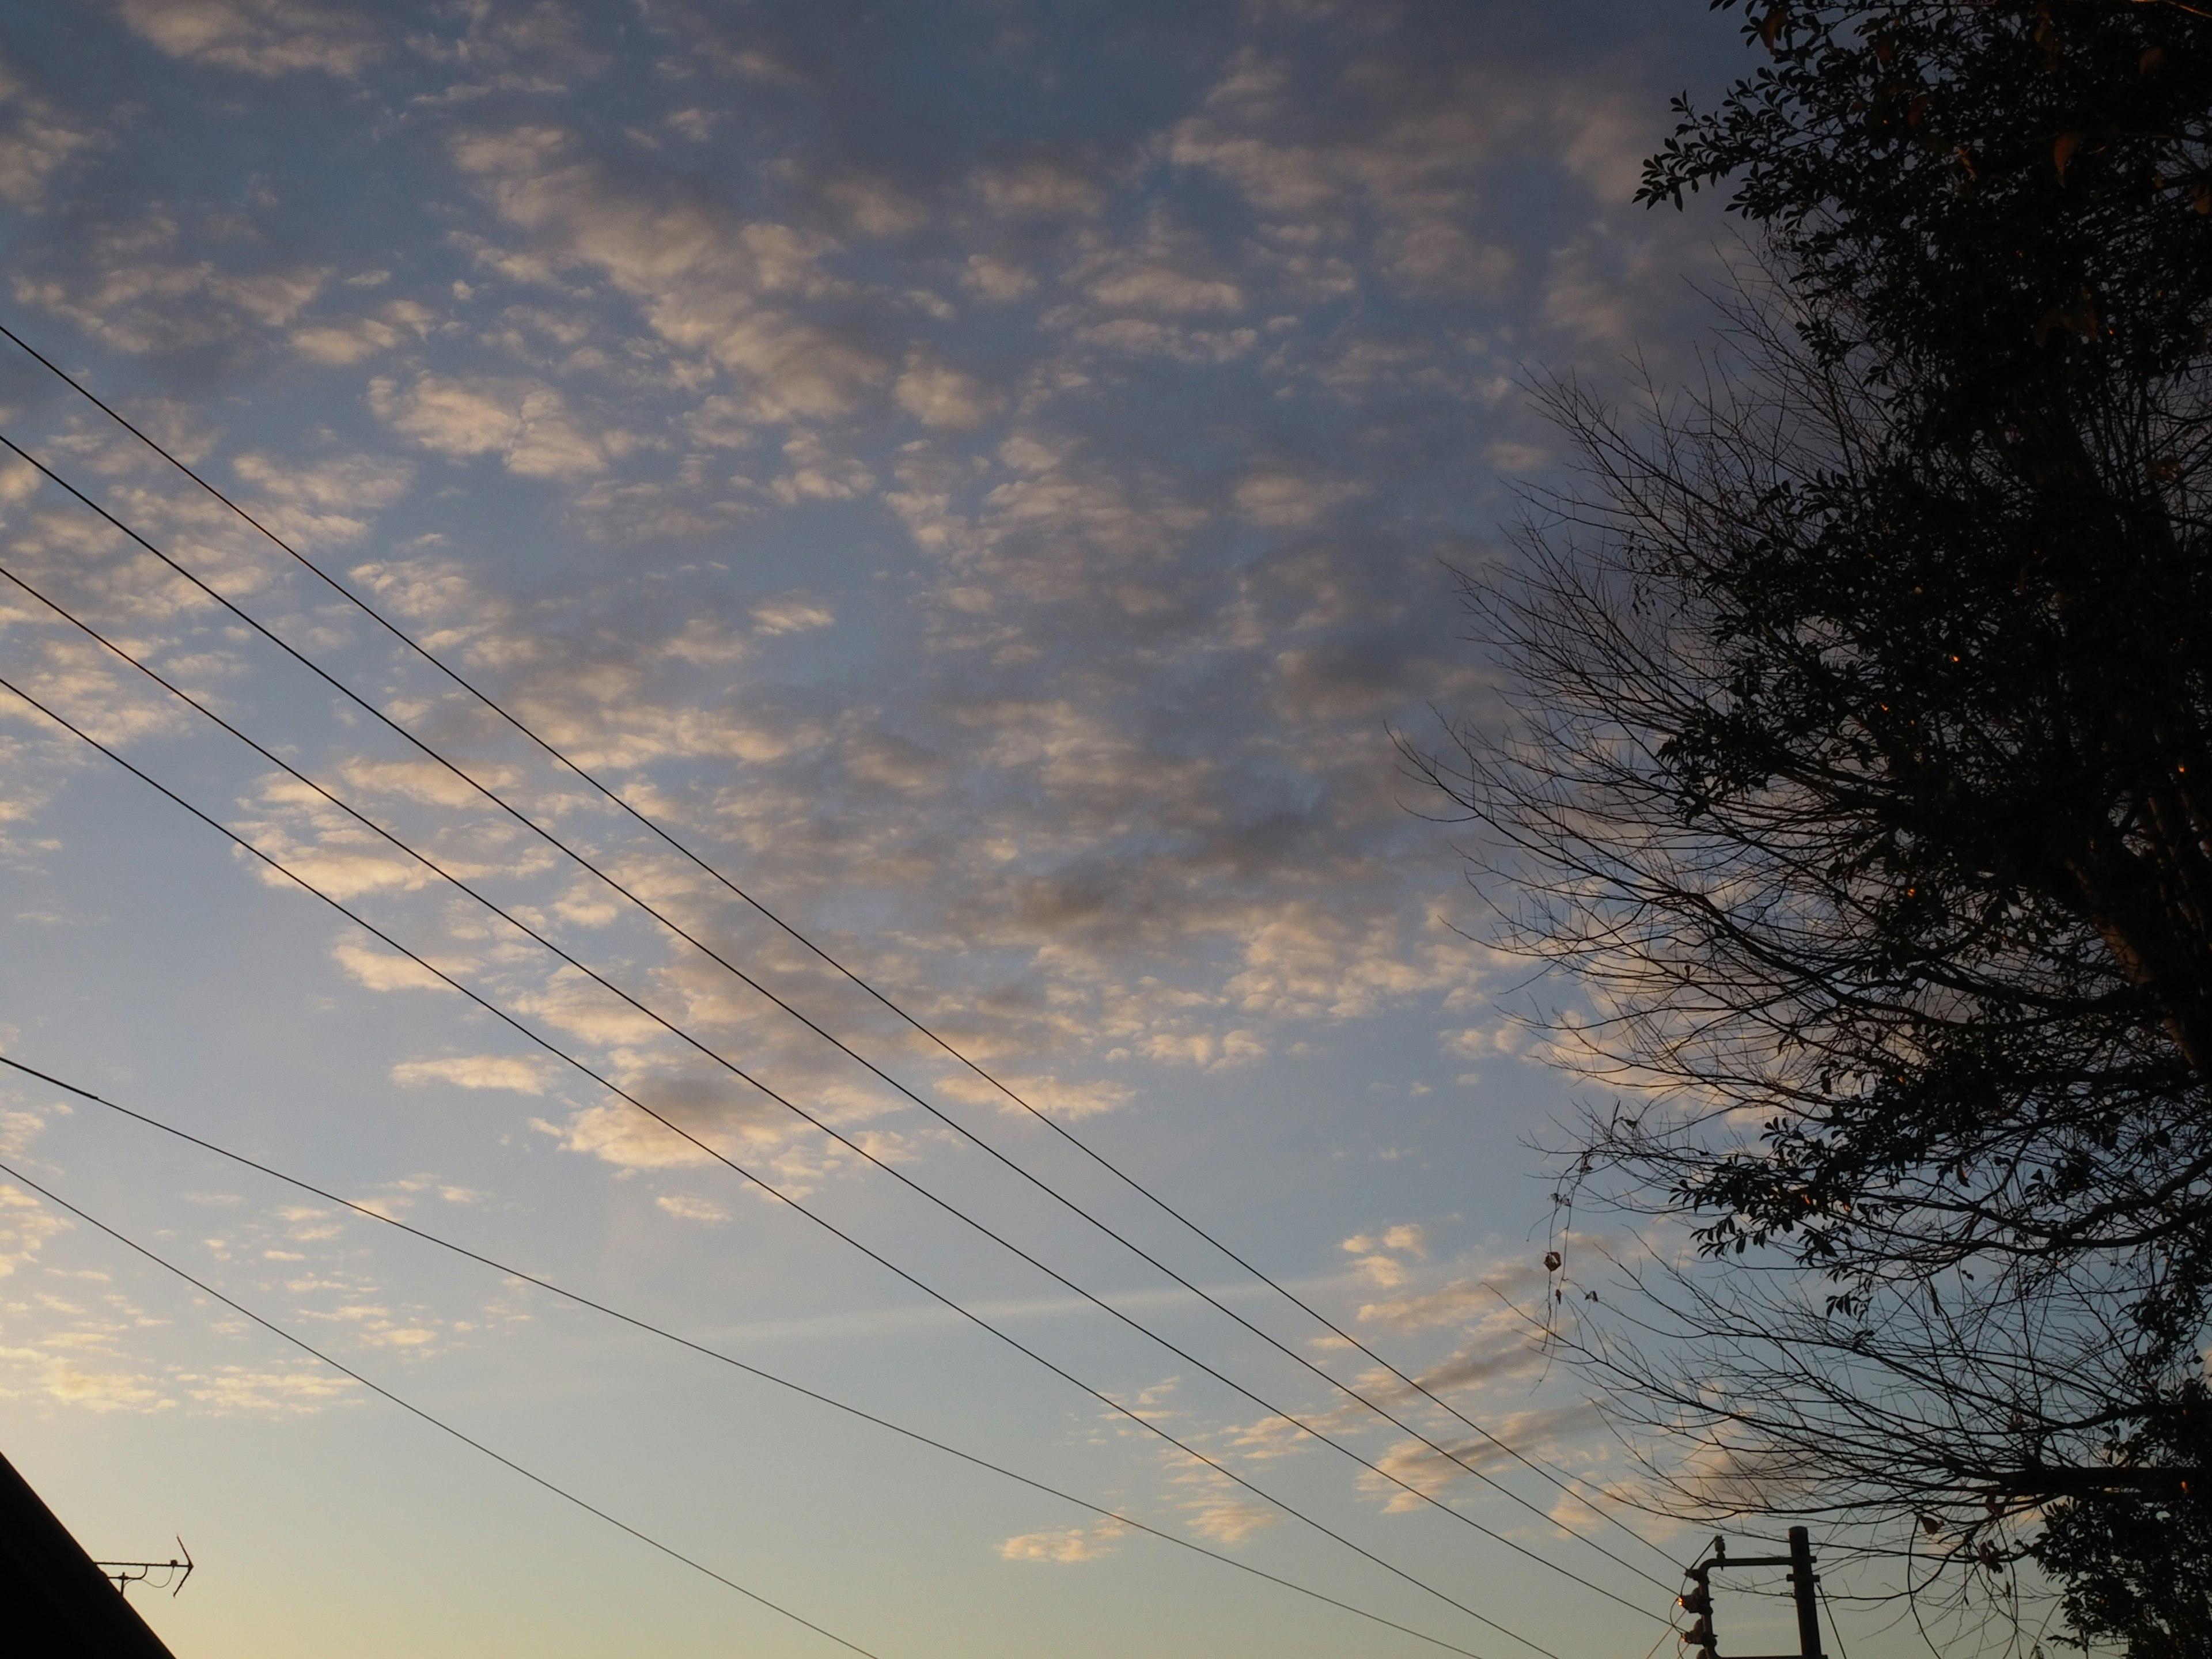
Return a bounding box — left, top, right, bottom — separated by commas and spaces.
1425, 5, 2212, 1649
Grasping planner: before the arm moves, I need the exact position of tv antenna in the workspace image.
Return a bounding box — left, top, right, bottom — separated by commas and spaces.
93, 1537, 194, 1599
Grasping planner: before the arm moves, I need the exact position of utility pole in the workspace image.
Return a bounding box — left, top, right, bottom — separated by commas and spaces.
1786, 1527, 1823, 1659
1676, 1526, 1826, 1659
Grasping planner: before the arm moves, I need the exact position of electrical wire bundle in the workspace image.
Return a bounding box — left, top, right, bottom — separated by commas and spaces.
0, 323, 1698, 1657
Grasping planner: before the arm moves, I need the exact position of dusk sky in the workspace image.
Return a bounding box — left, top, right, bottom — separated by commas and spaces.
0, 5, 1855, 1656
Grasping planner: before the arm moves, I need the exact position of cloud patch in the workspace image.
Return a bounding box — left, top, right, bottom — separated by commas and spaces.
390, 1055, 549, 1094
369, 372, 608, 478
117, 0, 384, 78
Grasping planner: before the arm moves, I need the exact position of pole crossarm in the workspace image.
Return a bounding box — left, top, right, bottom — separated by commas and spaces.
1675, 1528, 1825, 1659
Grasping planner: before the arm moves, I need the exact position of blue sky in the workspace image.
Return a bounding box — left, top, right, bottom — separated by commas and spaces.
0, 4, 1868, 1657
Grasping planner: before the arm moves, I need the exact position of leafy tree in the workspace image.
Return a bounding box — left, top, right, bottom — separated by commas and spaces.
1423, 3, 2212, 1649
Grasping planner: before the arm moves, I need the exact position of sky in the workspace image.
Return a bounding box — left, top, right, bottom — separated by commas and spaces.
0, 4, 1880, 1657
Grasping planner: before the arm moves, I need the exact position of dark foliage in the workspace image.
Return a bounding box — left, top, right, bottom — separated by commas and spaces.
1643, 0, 2212, 434
1427, 3, 2212, 1650
2036, 1380, 2212, 1657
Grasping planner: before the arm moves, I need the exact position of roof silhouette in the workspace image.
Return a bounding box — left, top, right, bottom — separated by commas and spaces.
0, 1450, 178, 1658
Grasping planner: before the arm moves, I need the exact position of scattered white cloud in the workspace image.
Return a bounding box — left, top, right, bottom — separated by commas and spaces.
5, 1353, 172, 1412
116, 0, 384, 78
289, 298, 438, 366
960, 255, 1034, 303
974, 158, 1104, 219
894, 358, 998, 430
1179, 1496, 1279, 1545
1232, 471, 1368, 529
536, 1103, 716, 1169
369, 371, 608, 478
1345, 1224, 1428, 1257
448, 123, 888, 422
0, 52, 97, 211
763, 432, 873, 504
655, 1193, 728, 1224
14, 211, 329, 352
330, 940, 449, 993
997, 1522, 1126, 1563
181, 1366, 359, 1412
0, 2, 1725, 1537
390, 1055, 548, 1094
750, 594, 835, 635
0, 1183, 65, 1277
231, 449, 414, 546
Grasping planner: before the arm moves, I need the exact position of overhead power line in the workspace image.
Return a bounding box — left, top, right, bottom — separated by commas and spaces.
0, 459, 1672, 1621
0, 336, 1681, 1587
0, 1051, 1494, 1659
0, 320, 1678, 1578
0, 1158, 886, 1659
0, 673, 1565, 1659
0, 319, 1678, 1575
0, 441, 1674, 1619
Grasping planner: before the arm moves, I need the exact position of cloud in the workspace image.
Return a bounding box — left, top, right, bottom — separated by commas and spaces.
116, 0, 383, 78
1408, 1337, 1548, 1395
330, 940, 449, 993
1053, 316, 1257, 363
960, 255, 1034, 303
763, 433, 873, 503
180, 1366, 359, 1412
13, 211, 330, 353
1232, 471, 1369, 529
230, 449, 414, 547
0, 1111, 44, 1160
0, 51, 97, 211
974, 158, 1105, 219
448, 123, 888, 422
1179, 1497, 1278, 1545
893, 358, 998, 430
1342, 1223, 1429, 1285
1225, 904, 1492, 1022
1357, 1252, 1550, 1332
0, 2, 1730, 1438
1349, 1253, 1405, 1287
1357, 1278, 1496, 1331
997, 1522, 1126, 1563
751, 594, 835, 635
336, 757, 519, 810
842, 726, 948, 795
1073, 211, 1244, 317
390, 1055, 549, 1094
368, 372, 608, 478
0, 1183, 66, 1278
1442, 1022, 1526, 1061
655, 1193, 728, 1224
512, 968, 672, 1047
289, 298, 438, 366
1165, 37, 1531, 300
247, 816, 425, 900
1365, 1400, 1607, 1513
5, 1353, 171, 1412
536, 1103, 717, 1169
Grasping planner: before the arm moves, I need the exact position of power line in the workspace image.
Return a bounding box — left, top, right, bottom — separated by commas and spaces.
0, 1158, 886, 1659
0, 541, 1651, 1625
0, 447, 1673, 1622
0, 413, 1677, 1601
0, 317, 1680, 1580
0, 672, 1562, 1659
0, 1050, 1493, 1659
